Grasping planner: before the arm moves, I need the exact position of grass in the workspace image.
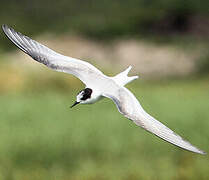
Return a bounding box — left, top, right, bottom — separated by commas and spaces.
0, 78, 208, 180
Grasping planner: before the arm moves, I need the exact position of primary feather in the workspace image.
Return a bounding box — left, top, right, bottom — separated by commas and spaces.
103, 87, 205, 154
2, 24, 105, 86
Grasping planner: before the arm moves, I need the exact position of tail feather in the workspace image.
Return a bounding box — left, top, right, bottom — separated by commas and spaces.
123, 66, 132, 75
113, 66, 139, 86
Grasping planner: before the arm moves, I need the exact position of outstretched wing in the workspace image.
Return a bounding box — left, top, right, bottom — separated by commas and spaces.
103, 87, 206, 154
2, 24, 105, 86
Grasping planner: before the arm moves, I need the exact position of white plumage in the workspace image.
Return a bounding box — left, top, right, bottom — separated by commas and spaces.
2, 24, 205, 154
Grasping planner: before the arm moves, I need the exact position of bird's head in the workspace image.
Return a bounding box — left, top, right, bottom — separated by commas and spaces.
71, 88, 93, 108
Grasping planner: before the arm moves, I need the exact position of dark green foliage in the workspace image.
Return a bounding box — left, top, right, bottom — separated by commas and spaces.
196, 53, 209, 74
0, 0, 209, 48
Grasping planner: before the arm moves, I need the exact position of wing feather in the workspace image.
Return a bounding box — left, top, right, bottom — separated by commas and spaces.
2, 24, 105, 86
104, 87, 206, 154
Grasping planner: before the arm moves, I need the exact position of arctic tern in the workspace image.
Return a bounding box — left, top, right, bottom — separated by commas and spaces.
2, 24, 205, 154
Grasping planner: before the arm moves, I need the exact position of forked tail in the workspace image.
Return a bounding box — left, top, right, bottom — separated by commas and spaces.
112, 66, 139, 86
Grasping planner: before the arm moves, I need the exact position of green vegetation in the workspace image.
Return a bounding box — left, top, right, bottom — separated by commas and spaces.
0, 78, 208, 180
1, 0, 209, 50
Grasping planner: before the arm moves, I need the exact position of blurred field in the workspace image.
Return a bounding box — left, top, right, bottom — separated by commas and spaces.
0, 77, 208, 180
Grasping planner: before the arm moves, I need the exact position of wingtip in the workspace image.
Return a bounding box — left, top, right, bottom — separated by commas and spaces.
2, 24, 12, 35
192, 145, 206, 155
198, 150, 207, 155
183, 144, 206, 155
2, 24, 7, 31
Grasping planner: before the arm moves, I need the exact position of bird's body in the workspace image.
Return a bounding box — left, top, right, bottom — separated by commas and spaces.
2, 24, 206, 154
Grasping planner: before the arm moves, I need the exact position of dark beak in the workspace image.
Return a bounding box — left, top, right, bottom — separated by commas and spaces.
70, 101, 80, 108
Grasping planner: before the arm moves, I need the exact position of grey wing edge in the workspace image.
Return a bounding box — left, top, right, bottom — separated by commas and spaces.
2, 24, 29, 54
2, 24, 57, 64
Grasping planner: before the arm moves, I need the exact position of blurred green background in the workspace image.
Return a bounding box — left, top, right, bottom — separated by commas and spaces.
0, 0, 209, 180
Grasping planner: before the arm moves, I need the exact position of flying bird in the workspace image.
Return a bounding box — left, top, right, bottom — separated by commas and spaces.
2, 24, 205, 154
